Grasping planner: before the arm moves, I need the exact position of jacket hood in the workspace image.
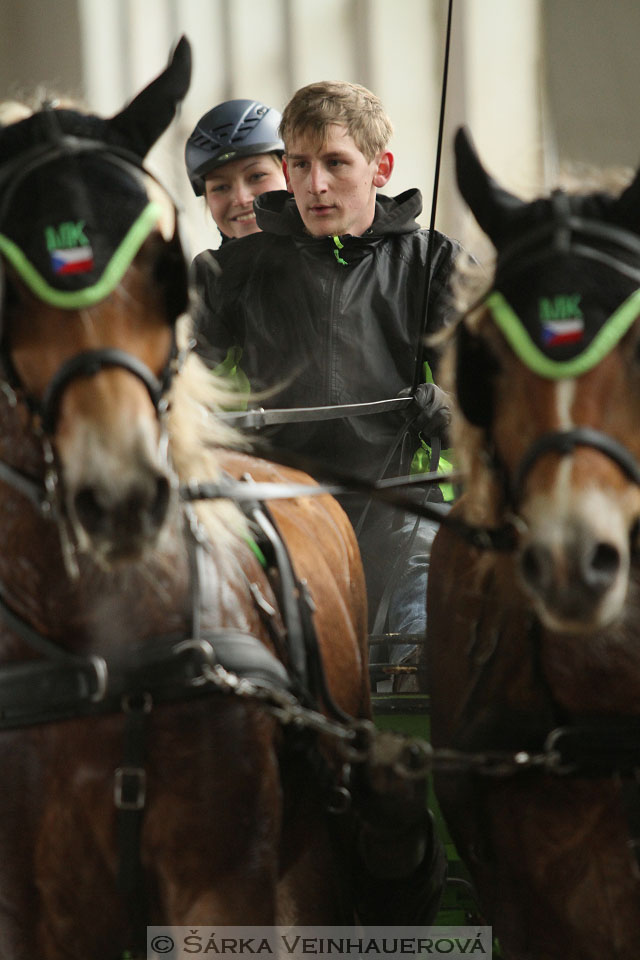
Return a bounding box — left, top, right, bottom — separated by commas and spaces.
254, 188, 424, 238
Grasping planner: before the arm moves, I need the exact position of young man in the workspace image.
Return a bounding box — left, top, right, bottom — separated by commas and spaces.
193, 80, 459, 677
192, 75, 458, 926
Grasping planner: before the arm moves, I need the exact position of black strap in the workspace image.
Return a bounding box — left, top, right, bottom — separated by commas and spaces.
40, 348, 165, 434
621, 778, 640, 871
182, 468, 519, 554
545, 719, 640, 777
239, 482, 348, 719
0, 458, 47, 513
512, 426, 640, 506
244, 495, 310, 698
116, 695, 150, 955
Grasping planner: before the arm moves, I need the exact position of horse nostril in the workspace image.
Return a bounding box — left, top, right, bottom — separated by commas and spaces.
74, 486, 107, 535
73, 475, 171, 540
584, 542, 620, 591
520, 542, 553, 593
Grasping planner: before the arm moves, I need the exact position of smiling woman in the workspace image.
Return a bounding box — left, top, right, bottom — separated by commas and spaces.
204, 152, 285, 238
185, 98, 286, 239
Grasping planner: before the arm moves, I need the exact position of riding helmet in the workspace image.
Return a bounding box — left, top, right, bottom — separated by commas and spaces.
185, 99, 284, 196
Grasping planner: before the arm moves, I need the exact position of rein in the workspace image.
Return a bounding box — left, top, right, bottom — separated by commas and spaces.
181, 466, 521, 552
217, 396, 413, 428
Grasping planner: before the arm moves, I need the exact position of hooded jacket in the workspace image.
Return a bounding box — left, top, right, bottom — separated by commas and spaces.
193, 188, 460, 479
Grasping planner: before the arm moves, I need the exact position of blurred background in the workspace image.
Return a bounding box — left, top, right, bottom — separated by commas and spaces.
0, 0, 638, 262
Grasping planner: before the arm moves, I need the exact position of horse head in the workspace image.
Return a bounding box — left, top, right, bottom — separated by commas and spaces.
0, 38, 192, 567
452, 127, 640, 633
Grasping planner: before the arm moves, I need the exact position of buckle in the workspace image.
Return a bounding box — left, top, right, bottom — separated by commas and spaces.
173, 638, 217, 686
88, 655, 108, 703
114, 766, 147, 810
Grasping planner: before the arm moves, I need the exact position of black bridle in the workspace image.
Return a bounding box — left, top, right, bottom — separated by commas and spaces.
456, 209, 640, 550
0, 126, 189, 519
511, 426, 640, 507
40, 347, 170, 435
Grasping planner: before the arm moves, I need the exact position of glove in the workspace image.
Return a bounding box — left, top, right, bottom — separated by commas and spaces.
409, 382, 452, 440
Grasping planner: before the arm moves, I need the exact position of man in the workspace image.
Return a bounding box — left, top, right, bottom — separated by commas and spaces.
193, 80, 459, 681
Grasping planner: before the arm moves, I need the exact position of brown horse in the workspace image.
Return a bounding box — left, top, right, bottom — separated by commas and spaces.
0, 40, 442, 960
428, 129, 640, 959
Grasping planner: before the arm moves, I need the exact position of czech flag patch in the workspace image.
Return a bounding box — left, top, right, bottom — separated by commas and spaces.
541, 318, 584, 348
50, 245, 95, 275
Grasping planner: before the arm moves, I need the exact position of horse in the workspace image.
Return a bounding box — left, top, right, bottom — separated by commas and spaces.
0, 39, 442, 960
427, 127, 640, 959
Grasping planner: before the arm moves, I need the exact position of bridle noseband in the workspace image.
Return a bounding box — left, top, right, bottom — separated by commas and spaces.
40, 348, 169, 436
511, 426, 640, 510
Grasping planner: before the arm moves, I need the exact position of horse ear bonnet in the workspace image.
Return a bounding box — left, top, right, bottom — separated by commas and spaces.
0, 36, 192, 319
454, 126, 640, 402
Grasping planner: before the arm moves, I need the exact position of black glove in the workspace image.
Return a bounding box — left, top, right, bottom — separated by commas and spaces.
409, 382, 452, 441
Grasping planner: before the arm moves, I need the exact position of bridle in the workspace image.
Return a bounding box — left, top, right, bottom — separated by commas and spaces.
0, 124, 188, 521
455, 206, 640, 551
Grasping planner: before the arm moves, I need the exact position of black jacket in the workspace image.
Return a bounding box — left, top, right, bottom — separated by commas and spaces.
193, 188, 461, 479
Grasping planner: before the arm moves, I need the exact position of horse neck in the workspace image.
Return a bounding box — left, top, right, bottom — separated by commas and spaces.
0, 396, 196, 658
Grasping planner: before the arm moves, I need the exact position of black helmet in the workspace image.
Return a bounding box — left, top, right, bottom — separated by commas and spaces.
185, 99, 284, 196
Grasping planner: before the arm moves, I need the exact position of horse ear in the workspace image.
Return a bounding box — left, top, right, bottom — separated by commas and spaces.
107, 36, 192, 159
609, 165, 640, 234
454, 126, 526, 248
455, 319, 499, 430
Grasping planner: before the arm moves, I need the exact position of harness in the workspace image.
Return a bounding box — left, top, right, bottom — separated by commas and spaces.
0, 463, 352, 956
0, 114, 363, 956
434, 179, 640, 893
451, 608, 640, 880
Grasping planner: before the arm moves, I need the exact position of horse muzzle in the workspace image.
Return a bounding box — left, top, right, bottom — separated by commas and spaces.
511, 428, 640, 632
518, 509, 631, 633
47, 349, 178, 565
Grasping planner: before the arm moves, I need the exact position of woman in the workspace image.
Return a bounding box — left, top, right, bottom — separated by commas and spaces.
185, 99, 285, 240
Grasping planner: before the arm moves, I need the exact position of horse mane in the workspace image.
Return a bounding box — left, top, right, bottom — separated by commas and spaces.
167, 323, 249, 543
0, 92, 87, 123
443, 163, 636, 526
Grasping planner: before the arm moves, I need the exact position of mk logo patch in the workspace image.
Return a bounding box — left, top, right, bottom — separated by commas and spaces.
538, 295, 584, 349
44, 220, 94, 277
44, 220, 89, 251
538, 294, 583, 322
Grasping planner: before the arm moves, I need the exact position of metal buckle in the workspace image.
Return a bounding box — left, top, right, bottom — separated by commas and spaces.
173, 638, 217, 686
88, 655, 108, 703
114, 766, 147, 811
